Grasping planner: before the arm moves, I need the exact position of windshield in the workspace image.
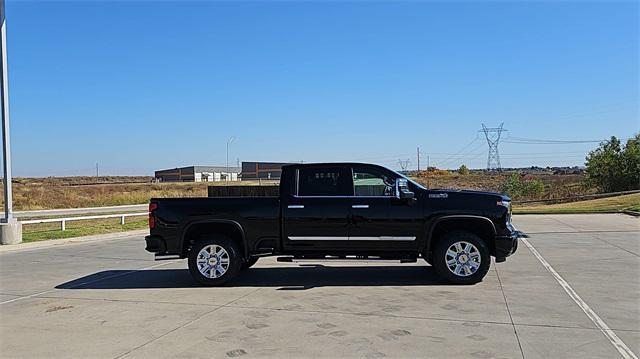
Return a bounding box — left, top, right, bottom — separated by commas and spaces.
389, 168, 428, 190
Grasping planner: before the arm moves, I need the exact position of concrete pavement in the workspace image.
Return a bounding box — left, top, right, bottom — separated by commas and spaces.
0, 214, 638, 358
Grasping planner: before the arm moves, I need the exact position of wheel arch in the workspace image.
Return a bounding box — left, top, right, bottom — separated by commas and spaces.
425, 215, 497, 255
181, 220, 247, 259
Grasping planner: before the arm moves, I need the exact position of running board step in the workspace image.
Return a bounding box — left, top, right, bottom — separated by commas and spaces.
277, 256, 417, 263
154, 255, 181, 261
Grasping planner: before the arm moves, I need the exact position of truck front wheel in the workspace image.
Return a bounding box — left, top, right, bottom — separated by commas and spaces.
432, 231, 490, 285
188, 236, 242, 286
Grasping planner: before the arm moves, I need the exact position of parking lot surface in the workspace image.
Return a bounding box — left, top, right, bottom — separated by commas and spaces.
1, 214, 638, 358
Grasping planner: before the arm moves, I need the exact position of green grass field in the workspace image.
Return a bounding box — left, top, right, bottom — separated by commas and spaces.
22, 216, 148, 242
514, 193, 640, 214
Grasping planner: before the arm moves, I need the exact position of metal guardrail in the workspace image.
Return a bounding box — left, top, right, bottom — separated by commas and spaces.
1, 204, 148, 219
20, 212, 148, 231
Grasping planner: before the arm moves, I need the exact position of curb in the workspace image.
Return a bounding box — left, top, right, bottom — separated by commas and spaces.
514, 211, 640, 216
622, 210, 640, 217
0, 229, 148, 254
513, 211, 622, 215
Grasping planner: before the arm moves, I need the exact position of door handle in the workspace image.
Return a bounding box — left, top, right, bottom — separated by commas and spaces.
352, 205, 369, 209
288, 205, 305, 209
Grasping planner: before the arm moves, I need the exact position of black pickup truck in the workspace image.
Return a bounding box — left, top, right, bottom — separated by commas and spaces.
145, 163, 519, 286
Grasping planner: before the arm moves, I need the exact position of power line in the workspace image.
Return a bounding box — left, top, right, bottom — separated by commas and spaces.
437, 142, 485, 169
435, 135, 480, 168
499, 151, 588, 156
503, 136, 620, 145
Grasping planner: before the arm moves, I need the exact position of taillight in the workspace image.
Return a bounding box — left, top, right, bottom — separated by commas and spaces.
149, 203, 158, 229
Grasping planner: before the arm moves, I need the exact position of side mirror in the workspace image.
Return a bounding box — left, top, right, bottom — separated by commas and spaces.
395, 178, 415, 200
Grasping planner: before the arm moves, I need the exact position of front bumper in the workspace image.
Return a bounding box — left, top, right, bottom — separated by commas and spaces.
145, 235, 166, 253
494, 224, 521, 259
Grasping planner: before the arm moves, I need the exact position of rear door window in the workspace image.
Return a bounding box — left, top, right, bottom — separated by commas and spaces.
297, 167, 354, 196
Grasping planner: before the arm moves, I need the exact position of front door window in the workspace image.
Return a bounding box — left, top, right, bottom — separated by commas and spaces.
353, 168, 395, 197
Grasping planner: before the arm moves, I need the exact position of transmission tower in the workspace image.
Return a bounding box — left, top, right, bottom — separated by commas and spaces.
480, 123, 507, 171
398, 159, 411, 171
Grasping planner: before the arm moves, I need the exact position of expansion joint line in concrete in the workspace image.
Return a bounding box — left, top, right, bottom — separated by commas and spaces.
113, 287, 263, 359
494, 265, 525, 359
522, 237, 638, 359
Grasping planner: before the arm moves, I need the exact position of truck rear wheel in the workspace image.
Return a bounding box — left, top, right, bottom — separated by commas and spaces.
432, 231, 490, 285
188, 236, 242, 286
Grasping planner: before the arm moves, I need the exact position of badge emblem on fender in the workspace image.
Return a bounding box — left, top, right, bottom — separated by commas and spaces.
429, 193, 448, 199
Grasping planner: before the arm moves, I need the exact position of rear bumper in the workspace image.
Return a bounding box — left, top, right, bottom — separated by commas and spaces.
145, 235, 166, 253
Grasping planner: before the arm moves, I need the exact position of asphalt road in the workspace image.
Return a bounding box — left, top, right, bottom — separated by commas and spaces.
0, 214, 638, 358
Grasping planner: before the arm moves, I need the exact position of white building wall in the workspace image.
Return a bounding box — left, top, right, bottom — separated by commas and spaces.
195, 171, 239, 182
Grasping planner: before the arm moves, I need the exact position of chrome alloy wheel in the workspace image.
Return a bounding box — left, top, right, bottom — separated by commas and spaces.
445, 241, 481, 277
196, 244, 230, 278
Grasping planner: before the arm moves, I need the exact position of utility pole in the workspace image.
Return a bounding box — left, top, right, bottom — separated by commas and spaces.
0, 0, 21, 244
417, 147, 420, 172
426, 154, 431, 188
480, 123, 507, 171
0, 0, 11, 222
226, 136, 235, 181
96, 163, 99, 177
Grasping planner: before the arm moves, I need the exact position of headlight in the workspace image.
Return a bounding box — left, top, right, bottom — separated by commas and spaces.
497, 200, 511, 209
497, 200, 512, 221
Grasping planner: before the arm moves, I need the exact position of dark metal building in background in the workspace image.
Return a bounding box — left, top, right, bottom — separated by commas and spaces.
241, 162, 290, 180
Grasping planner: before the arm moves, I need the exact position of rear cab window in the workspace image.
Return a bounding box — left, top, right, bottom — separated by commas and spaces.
297, 166, 354, 196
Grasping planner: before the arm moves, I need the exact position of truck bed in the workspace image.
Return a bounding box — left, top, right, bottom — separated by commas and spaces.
150, 197, 280, 255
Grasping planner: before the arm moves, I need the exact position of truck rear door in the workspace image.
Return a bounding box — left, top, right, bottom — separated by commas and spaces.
282, 165, 354, 251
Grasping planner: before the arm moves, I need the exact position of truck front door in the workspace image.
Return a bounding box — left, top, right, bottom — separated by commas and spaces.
348, 165, 421, 252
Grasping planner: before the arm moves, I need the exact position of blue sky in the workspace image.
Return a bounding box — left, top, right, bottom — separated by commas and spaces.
5, 0, 639, 176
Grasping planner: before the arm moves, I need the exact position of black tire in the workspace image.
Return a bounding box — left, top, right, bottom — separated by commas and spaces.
432, 231, 490, 285
188, 235, 242, 286
241, 257, 259, 270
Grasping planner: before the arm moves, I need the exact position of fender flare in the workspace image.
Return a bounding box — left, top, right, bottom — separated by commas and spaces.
181, 219, 248, 259
424, 215, 496, 251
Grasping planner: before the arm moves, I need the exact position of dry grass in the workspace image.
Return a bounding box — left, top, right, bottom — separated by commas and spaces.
413, 173, 593, 200
7, 182, 208, 210
0, 177, 279, 211
0, 174, 594, 211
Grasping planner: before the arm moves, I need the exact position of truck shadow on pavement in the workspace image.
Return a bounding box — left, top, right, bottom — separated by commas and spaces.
56, 265, 447, 290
